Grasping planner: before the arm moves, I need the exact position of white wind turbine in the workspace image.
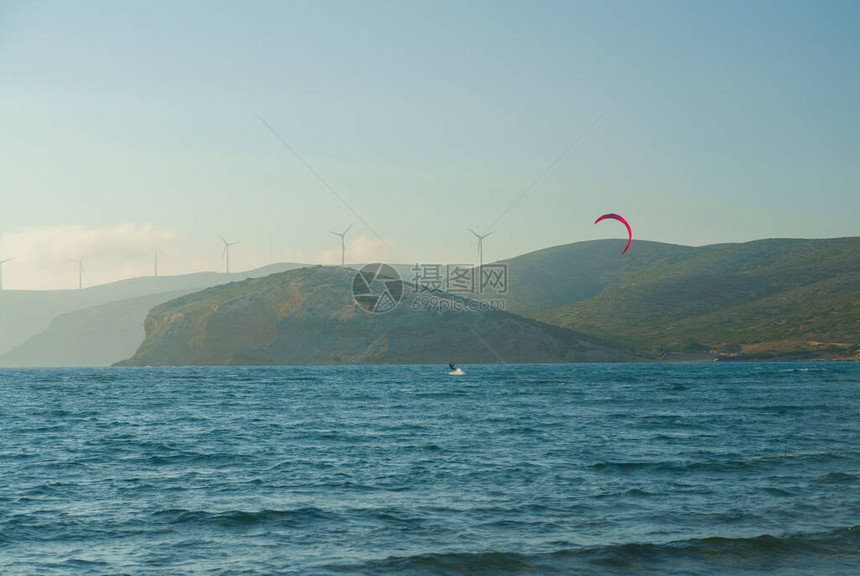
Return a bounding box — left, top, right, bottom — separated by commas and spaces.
154, 249, 166, 277
72, 258, 85, 290
329, 225, 352, 266
219, 234, 240, 274
0, 257, 14, 291
469, 228, 494, 270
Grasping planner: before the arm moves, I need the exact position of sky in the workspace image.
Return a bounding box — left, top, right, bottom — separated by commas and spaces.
1, 0, 858, 289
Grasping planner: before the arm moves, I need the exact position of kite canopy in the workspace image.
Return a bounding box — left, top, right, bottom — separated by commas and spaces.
594, 213, 632, 254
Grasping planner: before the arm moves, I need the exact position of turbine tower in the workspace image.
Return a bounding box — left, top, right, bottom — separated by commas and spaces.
219, 234, 240, 274
329, 225, 352, 266
0, 257, 13, 291
154, 249, 166, 277
469, 228, 494, 270
72, 258, 85, 290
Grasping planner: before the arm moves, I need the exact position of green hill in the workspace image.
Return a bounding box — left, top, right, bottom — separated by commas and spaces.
117, 266, 641, 366
514, 238, 860, 359
498, 239, 698, 315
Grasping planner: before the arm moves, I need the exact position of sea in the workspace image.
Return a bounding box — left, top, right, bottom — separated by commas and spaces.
0, 363, 858, 575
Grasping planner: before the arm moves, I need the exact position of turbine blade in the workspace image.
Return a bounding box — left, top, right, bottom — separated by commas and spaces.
343, 225, 352, 235
469, 228, 480, 238
218, 234, 227, 245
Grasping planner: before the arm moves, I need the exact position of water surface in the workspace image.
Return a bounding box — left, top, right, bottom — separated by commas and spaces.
1, 363, 858, 574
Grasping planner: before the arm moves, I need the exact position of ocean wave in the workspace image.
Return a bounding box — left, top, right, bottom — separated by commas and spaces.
152, 506, 338, 528
320, 527, 860, 575
741, 453, 800, 461
589, 452, 829, 476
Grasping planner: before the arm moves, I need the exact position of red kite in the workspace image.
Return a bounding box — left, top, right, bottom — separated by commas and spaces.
594, 213, 632, 254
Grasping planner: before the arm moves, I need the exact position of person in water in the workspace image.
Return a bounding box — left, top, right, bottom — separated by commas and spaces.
449, 362, 456, 371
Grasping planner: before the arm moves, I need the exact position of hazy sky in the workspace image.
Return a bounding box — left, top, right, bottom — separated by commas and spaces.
1, 0, 858, 289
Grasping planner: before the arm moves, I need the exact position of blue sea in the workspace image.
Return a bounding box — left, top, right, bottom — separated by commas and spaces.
1, 363, 858, 575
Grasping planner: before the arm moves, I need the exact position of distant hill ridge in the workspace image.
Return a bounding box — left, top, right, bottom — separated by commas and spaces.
0, 263, 306, 362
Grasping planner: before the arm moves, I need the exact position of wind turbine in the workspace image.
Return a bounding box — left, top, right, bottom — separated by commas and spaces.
329, 225, 352, 266
154, 249, 166, 277
219, 234, 240, 274
0, 257, 13, 291
469, 229, 494, 270
72, 258, 85, 290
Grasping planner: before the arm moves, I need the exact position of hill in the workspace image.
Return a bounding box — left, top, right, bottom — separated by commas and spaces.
7, 238, 858, 366
510, 238, 859, 359
498, 239, 698, 315
117, 266, 641, 366
0, 263, 306, 363
0, 291, 190, 367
